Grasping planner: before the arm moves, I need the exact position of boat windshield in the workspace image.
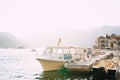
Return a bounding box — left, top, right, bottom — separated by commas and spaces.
55, 48, 70, 54
44, 48, 53, 54
44, 47, 71, 54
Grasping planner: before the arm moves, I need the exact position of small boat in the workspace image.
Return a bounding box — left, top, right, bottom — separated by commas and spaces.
92, 55, 120, 79
36, 46, 81, 71
31, 49, 36, 52
64, 50, 112, 72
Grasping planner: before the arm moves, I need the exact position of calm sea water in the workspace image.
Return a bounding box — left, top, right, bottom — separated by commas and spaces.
0, 49, 42, 80
0, 49, 115, 80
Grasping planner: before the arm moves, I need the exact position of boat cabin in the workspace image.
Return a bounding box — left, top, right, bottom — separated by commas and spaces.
42, 46, 81, 61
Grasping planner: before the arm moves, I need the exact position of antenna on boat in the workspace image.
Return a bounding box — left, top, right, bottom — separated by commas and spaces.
57, 38, 61, 46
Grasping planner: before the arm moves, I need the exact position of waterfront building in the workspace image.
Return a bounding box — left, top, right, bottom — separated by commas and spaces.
94, 34, 120, 50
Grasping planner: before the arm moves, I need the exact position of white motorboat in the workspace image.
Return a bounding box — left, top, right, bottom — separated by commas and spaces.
36, 46, 81, 71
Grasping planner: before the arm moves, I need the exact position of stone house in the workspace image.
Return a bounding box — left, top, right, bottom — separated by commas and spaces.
94, 34, 120, 50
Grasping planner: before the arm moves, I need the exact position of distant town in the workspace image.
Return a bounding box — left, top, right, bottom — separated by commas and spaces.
93, 33, 120, 50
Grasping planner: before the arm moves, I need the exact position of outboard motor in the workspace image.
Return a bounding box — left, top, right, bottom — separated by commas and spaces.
115, 67, 120, 80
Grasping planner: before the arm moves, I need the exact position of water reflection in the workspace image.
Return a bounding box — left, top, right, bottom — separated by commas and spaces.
36, 68, 93, 80
36, 68, 116, 80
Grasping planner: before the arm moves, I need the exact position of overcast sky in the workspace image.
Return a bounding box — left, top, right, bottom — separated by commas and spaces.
0, 0, 120, 38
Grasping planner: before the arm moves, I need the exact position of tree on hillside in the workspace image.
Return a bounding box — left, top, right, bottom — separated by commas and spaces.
110, 41, 114, 49
106, 34, 110, 39
118, 40, 120, 50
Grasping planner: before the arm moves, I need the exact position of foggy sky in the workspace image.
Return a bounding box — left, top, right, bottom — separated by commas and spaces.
0, 0, 120, 38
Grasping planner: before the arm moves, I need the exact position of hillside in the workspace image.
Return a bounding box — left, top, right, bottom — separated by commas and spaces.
23, 26, 120, 48
0, 32, 28, 48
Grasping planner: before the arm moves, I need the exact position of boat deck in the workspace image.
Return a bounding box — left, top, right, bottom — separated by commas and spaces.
93, 57, 120, 72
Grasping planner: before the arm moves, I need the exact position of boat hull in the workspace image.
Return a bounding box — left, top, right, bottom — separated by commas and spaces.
64, 59, 96, 72
37, 59, 66, 71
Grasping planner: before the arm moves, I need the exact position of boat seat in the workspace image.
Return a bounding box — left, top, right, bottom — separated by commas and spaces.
113, 57, 119, 63
99, 61, 106, 67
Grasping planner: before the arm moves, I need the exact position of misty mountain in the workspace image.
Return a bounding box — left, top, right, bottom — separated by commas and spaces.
23, 25, 120, 48
92, 25, 120, 36
80, 25, 120, 47
0, 32, 28, 48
